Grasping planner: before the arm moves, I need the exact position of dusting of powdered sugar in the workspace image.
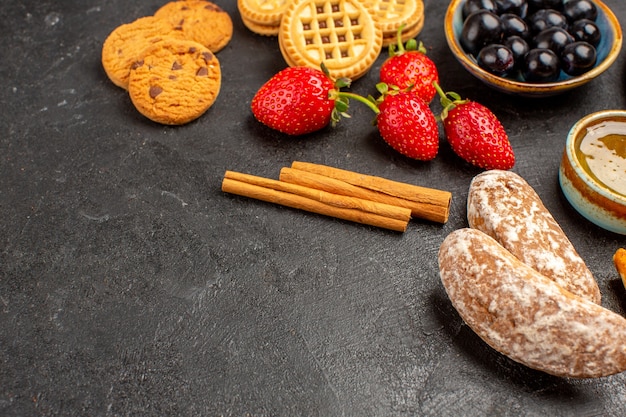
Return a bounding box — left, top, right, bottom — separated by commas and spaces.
467, 170, 600, 304
438, 228, 626, 378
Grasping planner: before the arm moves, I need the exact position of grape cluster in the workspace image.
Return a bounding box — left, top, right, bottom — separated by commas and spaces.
459, 0, 602, 82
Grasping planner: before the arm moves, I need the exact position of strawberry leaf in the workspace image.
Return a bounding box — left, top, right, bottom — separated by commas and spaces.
335, 77, 351, 89
434, 81, 467, 121
405, 38, 418, 51
335, 97, 349, 113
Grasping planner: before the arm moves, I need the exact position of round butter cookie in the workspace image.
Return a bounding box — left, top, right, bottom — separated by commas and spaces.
154, 0, 233, 53
362, 0, 424, 37
240, 15, 281, 36
102, 16, 184, 89
237, 0, 290, 28
128, 39, 221, 125
381, 15, 424, 47
278, 0, 383, 80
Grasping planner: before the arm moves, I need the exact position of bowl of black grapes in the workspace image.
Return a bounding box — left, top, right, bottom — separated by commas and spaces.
444, 0, 622, 96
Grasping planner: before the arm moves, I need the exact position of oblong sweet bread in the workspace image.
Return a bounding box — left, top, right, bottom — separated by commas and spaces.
467, 169, 601, 304
439, 228, 626, 378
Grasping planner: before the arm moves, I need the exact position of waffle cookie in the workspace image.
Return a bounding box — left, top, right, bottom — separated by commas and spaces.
128, 39, 221, 125
102, 16, 185, 89
154, 0, 233, 53
238, 0, 289, 36
362, 0, 425, 46
278, 0, 383, 80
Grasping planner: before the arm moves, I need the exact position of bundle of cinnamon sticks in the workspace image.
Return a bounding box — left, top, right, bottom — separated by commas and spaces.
221, 161, 452, 232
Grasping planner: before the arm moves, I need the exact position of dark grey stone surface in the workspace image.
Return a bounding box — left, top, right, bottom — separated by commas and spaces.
1, 0, 626, 416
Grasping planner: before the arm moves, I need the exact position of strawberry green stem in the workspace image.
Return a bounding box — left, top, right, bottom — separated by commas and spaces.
395, 26, 407, 54
388, 26, 424, 57
433, 81, 452, 109
334, 91, 380, 115
434, 81, 467, 121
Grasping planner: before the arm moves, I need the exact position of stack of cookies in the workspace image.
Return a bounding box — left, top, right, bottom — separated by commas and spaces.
238, 0, 425, 80
237, 0, 290, 36
362, 0, 425, 47
101, 0, 233, 125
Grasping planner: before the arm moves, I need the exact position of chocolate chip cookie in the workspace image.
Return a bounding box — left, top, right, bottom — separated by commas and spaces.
128, 38, 221, 125
154, 0, 233, 52
102, 15, 184, 89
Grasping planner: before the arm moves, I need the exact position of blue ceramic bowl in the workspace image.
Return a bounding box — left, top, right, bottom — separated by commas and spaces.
444, 0, 622, 97
559, 110, 626, 235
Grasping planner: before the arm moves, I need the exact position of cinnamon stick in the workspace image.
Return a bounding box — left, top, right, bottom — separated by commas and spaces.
282, 163, 452, 223
222, 171, 410, 232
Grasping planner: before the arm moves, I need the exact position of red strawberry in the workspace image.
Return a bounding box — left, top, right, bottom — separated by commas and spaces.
435, 83, 515, 170
375, 86, 439, 161
251, 65, 351, 136
379, 30, 439, 104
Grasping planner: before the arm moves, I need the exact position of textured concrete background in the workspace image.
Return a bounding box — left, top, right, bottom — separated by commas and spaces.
1, 0, 626, 415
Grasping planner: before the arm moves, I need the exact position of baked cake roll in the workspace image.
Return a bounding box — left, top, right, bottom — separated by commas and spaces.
467, 170, 601, 304
439, 228, 626, 378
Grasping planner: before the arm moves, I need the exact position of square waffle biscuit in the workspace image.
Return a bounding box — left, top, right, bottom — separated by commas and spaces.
279, 0, 383, 80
